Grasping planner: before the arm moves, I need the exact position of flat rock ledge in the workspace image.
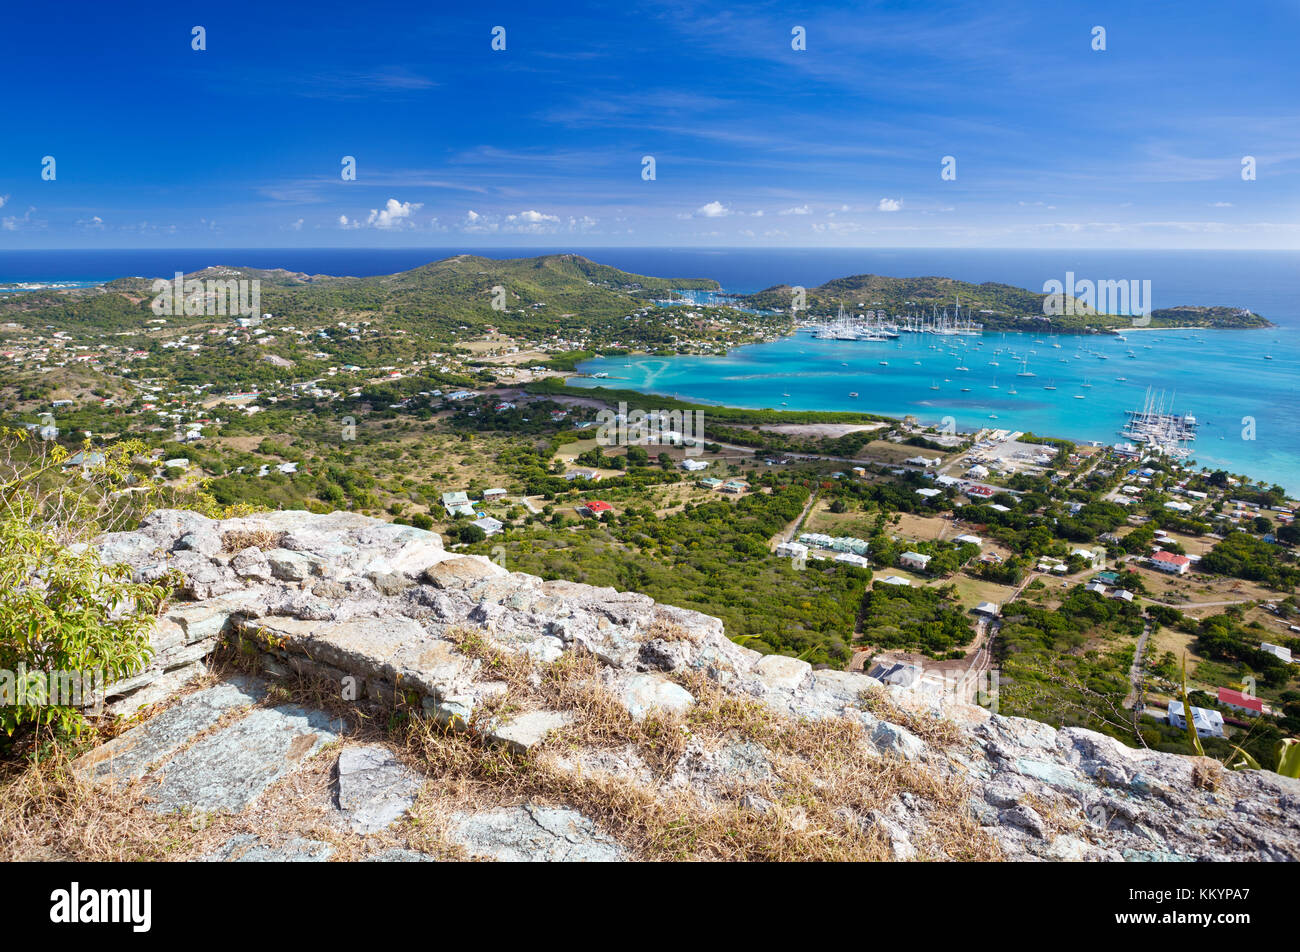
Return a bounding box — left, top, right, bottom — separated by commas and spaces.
75, 509, 1300, 862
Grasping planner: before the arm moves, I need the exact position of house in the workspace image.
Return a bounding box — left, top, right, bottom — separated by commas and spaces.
1167, 700, 1225, 738
1260, 642, 1293, 664
953, 534, 983, 547
1150, 551, 1191, 575
905, 455, 942, 468
441, 491, 476, 517
965, 464, 990, 480
1071, 548, 1103, 567
482, 488, 508, 501
62, 450, 106, 469
775, 541, 808, 560
834, 552, 870, 568
1217, 688, 1263, 717
877, 575, 911, 586
680, 459, 709, 472
1085, 581, 1109, 595
577, 500, 613, 518
899, 551, 931, 571
868, 662, 922, 688
1110, 589, 1134, 602
720, 480, 749, 494
973, 601, 1000, 617
698, 477, 724, 489
1164, 500, 1194, 513
915, 487, 942, 499
471, 516, 503, 536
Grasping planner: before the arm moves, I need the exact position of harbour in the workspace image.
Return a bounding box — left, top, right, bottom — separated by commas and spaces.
571, 324, 1300, 492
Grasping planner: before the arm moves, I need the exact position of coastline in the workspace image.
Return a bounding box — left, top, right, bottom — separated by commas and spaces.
566, 325, 1300, 491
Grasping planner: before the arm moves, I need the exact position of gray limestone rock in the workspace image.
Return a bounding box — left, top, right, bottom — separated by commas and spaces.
447, 804, 626, 862
335, 745, 424, 834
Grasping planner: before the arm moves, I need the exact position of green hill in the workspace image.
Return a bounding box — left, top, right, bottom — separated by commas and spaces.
739, 274, 1271, 331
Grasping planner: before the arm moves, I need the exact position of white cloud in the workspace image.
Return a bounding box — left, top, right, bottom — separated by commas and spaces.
877, 198, 902, 212
290, 218, 304, 230
366, 198, 423, 229
780, 205, 811, 216
695, 200, 730, 218
1211, 201, 1234, 208
0, 195, 8, 209
508, 209, 560, 225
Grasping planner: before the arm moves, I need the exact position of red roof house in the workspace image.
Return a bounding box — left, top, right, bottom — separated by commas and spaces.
1150, 551, 1191, 575
1218, 688, 1264, 716
578, 500, 613, 518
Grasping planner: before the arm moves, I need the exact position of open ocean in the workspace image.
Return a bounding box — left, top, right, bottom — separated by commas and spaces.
3, 247, 1298, 490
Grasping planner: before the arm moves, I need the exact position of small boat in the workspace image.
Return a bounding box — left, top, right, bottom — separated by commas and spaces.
849, 392, 858, 398
879, 361, 889, 366
1044, 380, 1057, 390
1074, 394, 1085, 399
1007, 388, 1018, 395
929, 381, 940, 391
1265, 355, 1274, 360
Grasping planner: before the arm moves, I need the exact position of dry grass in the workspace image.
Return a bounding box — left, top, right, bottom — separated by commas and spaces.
635, 618, 698, 644
859, 691, 965, 747
221, 528, 285, 552
1, 626, 1003, 862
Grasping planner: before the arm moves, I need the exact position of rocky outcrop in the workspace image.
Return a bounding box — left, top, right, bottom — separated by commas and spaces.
80, 509, 1300, 862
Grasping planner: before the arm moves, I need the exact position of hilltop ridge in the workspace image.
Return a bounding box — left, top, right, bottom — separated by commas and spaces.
43, 507, 1300, 863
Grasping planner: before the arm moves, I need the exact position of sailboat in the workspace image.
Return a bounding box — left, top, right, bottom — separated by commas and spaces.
1043, 380, 1057, 390
1016, 357, 1035, 378
929, 380, 940, 390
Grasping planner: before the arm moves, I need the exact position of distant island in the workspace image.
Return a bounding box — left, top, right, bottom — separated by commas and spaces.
0, 256, 1269, 346
739, 274, 1272, 333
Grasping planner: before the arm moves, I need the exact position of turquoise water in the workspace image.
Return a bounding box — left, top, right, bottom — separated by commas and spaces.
572, 326, 1300, 492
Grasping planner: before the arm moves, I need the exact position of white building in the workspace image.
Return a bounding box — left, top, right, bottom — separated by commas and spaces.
680, 459, 709, 472
1261, 642, 1294, 664
954, 534, 983, 547
471, 516, 503, 536
877, 575, 911, 586
775, 541, 808, 560
1167, 700, 1225, 738
834, 552, 871, 568
899, 551, 931, 571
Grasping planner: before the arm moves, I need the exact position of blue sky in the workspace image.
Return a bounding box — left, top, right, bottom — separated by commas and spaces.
2, 0, 1297, 249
